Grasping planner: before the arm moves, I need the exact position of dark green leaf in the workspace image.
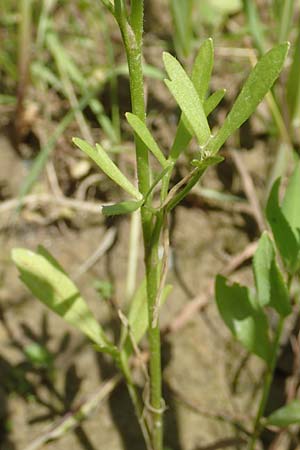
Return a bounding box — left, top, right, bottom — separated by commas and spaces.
266, 178, 299, 273
253, 232, 291, 317
266, 400, 300, 427
102, 199, 143, 216
215, 275, 272, 363
208, 42, 289, 154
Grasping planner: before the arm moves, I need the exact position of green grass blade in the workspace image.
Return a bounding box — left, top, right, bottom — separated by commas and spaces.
242, 0, 266, 54
278, 0, 295, 42
170, 0, 193, 57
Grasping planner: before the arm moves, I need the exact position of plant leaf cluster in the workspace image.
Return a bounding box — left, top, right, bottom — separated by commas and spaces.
215, 161, 300, 428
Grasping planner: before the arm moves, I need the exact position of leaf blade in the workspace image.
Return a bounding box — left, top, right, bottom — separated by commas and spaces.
266, 400, 300, 427
215, 275, 272, 363
12, 248, 116, 355
73, 138, 142, 200
208, 42, 289, 154
125, 113, 168, 167
163, 52, 211, 147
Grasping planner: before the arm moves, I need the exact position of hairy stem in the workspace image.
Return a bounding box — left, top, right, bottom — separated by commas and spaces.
115, 2, 164, 449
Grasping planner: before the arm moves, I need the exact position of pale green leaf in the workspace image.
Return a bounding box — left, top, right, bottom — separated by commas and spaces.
163, 52, 211, 147
208, 43, 289, 154
215, 275, 272, 363
169, 90, 225, 162
266, 400, 300, 427
125, 113, 168, 167
12, 248, 116, 355
73, 138, 142, 200
102, 199, 143, 216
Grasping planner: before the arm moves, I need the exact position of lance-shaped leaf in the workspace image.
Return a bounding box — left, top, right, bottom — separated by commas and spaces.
125, 113, 168, 168
215, 275, 272, 364
266, 400, 300, 427
73, 138, 142, 200
281, 161, 300, 239
191, 37, 214, 102
12, 248, 116, 355
204, 89, 226, 116
266, 178, 299, 273
253, 232, 291, 317
102, 199, 143, 216
170, 89, 226, 162
163, 52, 211, 147
208, 42, 289, 154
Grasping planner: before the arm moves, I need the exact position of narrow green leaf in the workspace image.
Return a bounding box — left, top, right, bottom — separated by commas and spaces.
163, 52, 211, 147
266, 179, 299, 272
215, 275, 272, 363
282, 161, 300, 237
191, 155, 224, 168
208, 42, 290, 154
287, 23, 300, 123
73, 138, 142, 200
170, 0, 193, 57
191, 38, 214, 102
102, 199, 143, 216
266, 400, 300, 427
204, 89, 226, 116
253, 233, 291, 317
169, 90, 225, 162
12, 248, 116, 355
125, 113, 168, 167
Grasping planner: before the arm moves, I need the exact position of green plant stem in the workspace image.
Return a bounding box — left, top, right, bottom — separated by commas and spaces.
119, 354, 152, 450
115, 2, 164, 449
248, 317, 284, 450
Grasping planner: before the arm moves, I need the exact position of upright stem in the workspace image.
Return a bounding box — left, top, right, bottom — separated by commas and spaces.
15, 0, 32, 148
115, 2, 164, 449
248, 318, 284, 450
